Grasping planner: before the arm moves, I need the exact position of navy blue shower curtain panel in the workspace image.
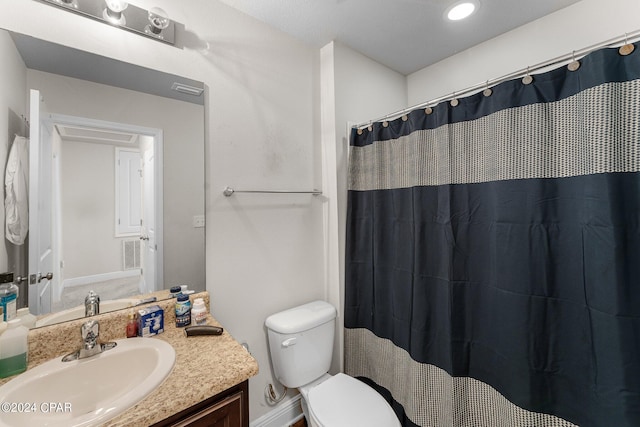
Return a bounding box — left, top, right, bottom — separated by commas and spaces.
345, 43, 640, 427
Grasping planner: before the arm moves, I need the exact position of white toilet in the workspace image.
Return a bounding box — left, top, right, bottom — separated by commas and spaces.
265, 300, 401, 427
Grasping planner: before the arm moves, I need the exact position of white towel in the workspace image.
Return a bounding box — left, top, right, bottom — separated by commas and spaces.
5, 135, 29, 245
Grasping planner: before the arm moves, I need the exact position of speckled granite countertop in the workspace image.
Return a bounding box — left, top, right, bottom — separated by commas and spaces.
0, 292, 258, 427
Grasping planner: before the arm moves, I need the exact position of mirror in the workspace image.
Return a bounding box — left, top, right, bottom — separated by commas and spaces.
0, 29, 206, 327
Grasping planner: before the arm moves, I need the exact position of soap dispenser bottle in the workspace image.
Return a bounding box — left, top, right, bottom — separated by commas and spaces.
126, 312, 138, 338
0, 319, 28, 378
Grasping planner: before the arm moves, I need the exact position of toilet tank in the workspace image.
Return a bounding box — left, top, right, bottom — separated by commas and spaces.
265, 300, 337, 388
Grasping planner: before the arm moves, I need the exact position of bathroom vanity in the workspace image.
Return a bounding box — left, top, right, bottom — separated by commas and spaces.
0, 292, 258, 427
152, 380, 248, 426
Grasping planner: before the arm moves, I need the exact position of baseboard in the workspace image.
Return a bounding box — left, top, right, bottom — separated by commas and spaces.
63, 269, 141, 288
250, 395, 303, 427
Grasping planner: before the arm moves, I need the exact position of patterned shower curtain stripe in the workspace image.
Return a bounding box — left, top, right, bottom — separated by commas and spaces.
350, 82, 640, 190
345, 43, 640, 427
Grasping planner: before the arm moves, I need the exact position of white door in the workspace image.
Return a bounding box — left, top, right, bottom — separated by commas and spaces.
28, 89, 55, 315
140, 147, 156, 293
115, 148, 142, 236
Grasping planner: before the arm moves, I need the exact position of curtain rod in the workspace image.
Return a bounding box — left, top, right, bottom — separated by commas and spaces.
354, 29, 640, 129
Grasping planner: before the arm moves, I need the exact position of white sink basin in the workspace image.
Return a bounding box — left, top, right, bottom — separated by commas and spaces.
36, 299, 140, 327
0, 337, 175, 427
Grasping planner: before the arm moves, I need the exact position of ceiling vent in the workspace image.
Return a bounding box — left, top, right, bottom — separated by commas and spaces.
56, 124, 139, 145
171, 82, 204, 96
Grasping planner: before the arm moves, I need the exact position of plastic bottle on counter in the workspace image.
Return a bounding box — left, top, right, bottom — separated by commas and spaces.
0, 319, 28, 378
180, 284, 194, 295
169, 286, 181, 298
175, 294, 191, 327
126, 312, 138, 338
191, 298, 207, 325
0, 283, 19, 321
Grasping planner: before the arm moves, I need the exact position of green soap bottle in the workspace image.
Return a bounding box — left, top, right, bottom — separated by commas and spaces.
0, 319, 27, 378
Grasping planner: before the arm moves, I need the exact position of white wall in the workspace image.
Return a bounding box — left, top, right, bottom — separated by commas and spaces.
0, 1, 323, 421
407, 0, 640, 105
0, 30, 27, 277
321, 41, 407, 375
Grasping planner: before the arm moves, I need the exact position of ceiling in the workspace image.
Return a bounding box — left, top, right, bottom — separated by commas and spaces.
218, 0, 581, 75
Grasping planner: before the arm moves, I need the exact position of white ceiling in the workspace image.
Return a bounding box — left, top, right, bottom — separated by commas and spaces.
218, 0, 581, 75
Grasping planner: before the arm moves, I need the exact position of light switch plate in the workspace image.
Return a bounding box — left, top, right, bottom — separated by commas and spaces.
192, 215, 205, 228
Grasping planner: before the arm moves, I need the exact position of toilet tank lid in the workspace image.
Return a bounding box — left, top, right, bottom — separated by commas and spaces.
265, 300, 336, 334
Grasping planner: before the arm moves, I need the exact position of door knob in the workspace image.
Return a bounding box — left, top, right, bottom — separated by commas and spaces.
37, 272, 53, 283
140, 236, 150, 241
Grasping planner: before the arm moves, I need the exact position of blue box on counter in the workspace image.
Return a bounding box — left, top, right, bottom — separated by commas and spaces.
137, 305, 164, 337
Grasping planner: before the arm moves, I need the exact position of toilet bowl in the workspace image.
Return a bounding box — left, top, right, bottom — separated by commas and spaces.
300, 373, 399, 427
265, 301, 400, 427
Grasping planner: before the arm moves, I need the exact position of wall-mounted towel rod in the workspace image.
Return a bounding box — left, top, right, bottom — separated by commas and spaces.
223, 186, 322, 197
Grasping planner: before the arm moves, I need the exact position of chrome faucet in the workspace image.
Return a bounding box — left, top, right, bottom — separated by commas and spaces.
85, 290, 100, 317
62, 320, 116, 362
80, 320, 102, 358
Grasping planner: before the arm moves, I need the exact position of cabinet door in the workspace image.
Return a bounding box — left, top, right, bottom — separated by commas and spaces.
170, 391, 243, 427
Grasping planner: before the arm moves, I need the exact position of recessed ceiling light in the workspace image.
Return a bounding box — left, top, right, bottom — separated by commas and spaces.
446, 1, 477, 21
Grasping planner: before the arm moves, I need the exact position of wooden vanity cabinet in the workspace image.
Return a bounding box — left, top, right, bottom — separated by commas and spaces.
151, 380, 249, 427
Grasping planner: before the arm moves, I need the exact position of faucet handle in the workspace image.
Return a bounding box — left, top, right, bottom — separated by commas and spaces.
81, 320, 99, 344
62, 318, 117, 362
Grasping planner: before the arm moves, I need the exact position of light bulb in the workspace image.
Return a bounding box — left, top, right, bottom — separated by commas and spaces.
105, 0, 128, 13
148, 7, 170, 34
104, 0, 128, 24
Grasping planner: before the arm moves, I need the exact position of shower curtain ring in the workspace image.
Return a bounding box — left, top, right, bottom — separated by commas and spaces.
522, 67, 533, 85
619, 32, 635, 56
483, 80, 493, 97
450, 92, 459, 107
568, 50, 581, 71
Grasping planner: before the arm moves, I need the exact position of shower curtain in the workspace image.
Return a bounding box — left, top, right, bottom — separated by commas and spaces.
345, 43, 640, 427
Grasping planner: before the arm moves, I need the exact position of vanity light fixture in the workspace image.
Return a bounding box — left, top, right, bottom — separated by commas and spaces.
445, 1, 478, 21
38, 0, 177, 45
55, 0, 78, 8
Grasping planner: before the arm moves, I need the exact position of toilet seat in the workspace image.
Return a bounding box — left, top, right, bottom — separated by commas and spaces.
306, 373, 400, 427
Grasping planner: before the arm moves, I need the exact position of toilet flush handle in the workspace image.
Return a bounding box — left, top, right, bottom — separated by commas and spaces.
281, 338, 297, 348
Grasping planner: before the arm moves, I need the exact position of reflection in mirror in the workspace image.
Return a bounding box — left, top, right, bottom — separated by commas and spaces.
0, 29, 206, 327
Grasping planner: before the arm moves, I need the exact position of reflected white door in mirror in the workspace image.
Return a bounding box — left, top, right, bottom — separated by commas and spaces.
29, 111, 164, 317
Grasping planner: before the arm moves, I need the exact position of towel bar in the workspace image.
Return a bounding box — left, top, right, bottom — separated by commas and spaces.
223, 187, 322, 197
